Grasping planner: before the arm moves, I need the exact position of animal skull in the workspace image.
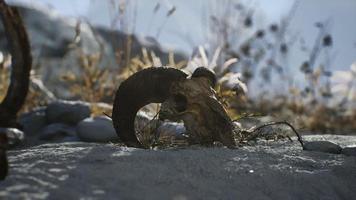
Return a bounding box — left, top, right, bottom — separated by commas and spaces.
112, 67, 235, 148
159, 75, 235, 147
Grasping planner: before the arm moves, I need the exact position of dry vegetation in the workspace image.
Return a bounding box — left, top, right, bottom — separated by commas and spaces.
0, 0, 355, 146
0, 53, 10, 103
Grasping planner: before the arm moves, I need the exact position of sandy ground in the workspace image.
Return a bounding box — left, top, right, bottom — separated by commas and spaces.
0, 135, 356, 200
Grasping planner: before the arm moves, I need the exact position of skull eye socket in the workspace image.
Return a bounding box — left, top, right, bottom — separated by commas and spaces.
173, 93, 187, 112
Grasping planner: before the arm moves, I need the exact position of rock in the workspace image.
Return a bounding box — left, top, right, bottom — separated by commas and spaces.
156, 122, 187, 145
0, 3, 111, 99
157, 122, 186, 138
76, 116, 119, 143
46, 100, 91, 125
0, 128, 25, 148
235, 116, 274, 129
0, 3, 187, 99
2, 134, 356, 199
61, 136, 81, 143
303, 141, 342, 154
39, 123, 76, 141
233, 121, 242, 129
341, 147, 356, 157
0, 3, 102, 58
19, 107, 47, 136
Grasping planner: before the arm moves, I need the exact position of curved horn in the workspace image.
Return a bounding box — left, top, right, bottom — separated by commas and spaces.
112, 67, 187, 148
191, 67, 217, 87
0, 1, 32, 128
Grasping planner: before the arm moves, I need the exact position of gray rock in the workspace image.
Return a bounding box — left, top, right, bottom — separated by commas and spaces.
303, 141, 342, 154
0, 3, 187, 99
0, 128, 25, 148
2, 135, 356, 199
39, 123, 76, 141
157, 122, 186, 138
46, 100, 91, 125
19, 107, 47, 136
76, 116, 119, 143
341, 147, 356, 157
1, 3, 102, 58
60, 136, 81, 143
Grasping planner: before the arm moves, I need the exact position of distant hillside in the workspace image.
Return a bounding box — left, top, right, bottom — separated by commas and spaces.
0, 2, 187, 99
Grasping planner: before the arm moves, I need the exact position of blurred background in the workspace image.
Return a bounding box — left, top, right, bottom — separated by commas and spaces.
1, 0, 356, 133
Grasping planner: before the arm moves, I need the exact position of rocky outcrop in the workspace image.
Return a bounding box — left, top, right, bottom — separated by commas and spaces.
0, 135, 356, 199
0, 2, 187, 99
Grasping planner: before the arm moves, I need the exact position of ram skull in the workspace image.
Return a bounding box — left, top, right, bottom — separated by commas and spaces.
112, 67, 235, 148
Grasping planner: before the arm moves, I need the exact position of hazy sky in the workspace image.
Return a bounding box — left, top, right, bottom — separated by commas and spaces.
8, 0, 356, 72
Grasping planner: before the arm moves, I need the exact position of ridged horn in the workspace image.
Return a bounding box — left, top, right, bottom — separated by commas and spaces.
0, 1, 32, 128
112, 67, 188, 148
191, 67, 217, 87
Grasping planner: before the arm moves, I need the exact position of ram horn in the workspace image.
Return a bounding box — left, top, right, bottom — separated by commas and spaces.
191, 67, 217, 87
0, 1, 32, 128
112, 67, 188, 148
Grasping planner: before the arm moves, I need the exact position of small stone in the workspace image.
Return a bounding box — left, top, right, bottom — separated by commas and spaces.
303, 141, 342, 154
157, 122, 185, 138
76, 116, 119, 143
46, 100, 91, 125
341, 147, 356, 157
0, 128, 25, 148
39, 123, 76, 141
19, 107, 47, 136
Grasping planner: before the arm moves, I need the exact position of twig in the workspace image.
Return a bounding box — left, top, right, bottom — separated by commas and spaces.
138, 111, 160, 134
244, 121, 304, 148
103, 112, 112, 119
136, 111, 162, 148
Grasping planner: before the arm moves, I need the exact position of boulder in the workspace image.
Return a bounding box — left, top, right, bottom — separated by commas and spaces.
0, 2, 103, 58
0, 3, 187, 99
303, 141, 342, 154
46, 100, 91, 125
39, 123, 76, 141
342, 147, 356, 157
76, 116, 119, 143
19, 107, 47, 136
0, 128, 25, 148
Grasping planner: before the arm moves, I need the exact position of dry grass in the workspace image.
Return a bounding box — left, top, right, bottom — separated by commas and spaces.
1, 0, 355, 144
61, 51, 117, 103
0, 53, 11, 102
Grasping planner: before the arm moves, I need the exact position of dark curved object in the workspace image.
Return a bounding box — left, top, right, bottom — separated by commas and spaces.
0, 133, 8, 180
112, 67, 187, 148
191, 67, 217, 87
0, 1, 32, 128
